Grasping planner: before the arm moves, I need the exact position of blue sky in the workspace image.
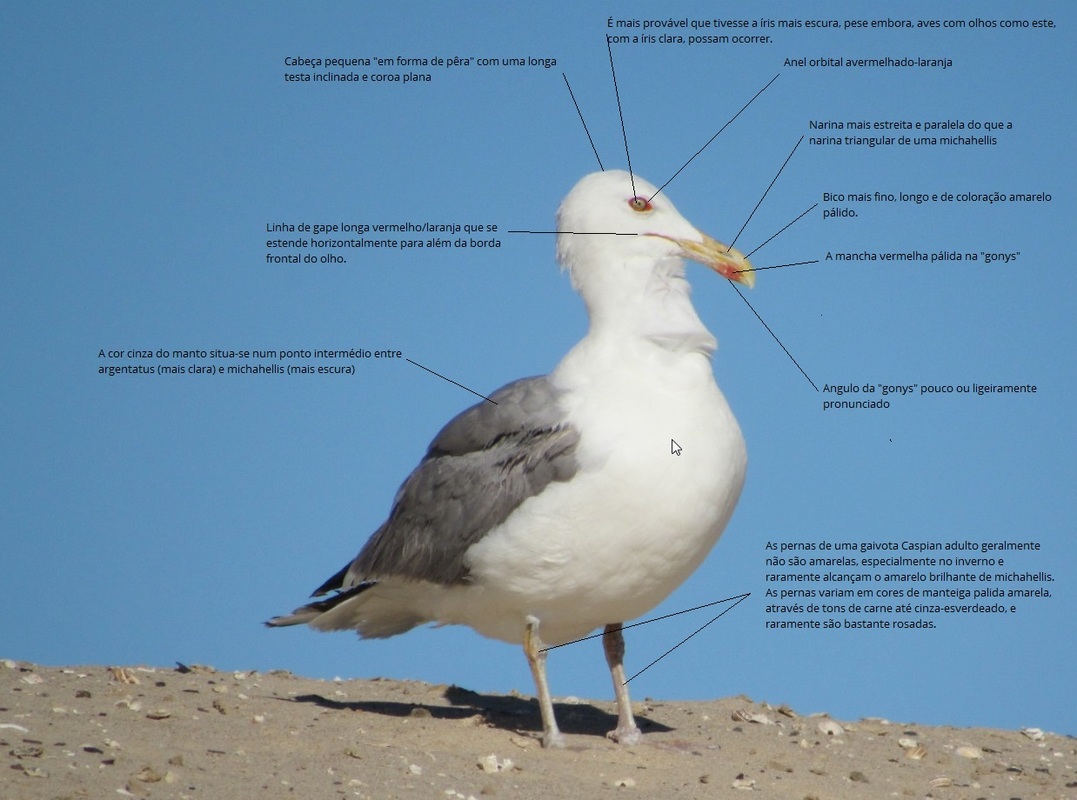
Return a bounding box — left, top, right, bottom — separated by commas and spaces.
3, 2, 1074, 735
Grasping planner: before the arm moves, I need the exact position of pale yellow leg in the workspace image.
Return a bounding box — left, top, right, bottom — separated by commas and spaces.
524, 616, 566, 748
602, 623, 641, 744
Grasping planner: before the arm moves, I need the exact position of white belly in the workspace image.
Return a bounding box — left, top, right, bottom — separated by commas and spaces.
435, 340, 747, 645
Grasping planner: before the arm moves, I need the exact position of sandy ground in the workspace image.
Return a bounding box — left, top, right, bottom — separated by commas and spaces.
2, 659, 1073, 799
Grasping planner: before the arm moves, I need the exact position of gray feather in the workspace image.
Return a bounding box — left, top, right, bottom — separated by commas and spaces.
321, 376, 579, 592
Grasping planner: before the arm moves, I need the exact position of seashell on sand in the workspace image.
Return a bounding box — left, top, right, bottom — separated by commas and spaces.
906, 744, 927, 760
731, 708, 774, 724
817, 719, 844, 736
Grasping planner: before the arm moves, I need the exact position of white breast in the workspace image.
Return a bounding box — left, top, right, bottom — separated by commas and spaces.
448, 334, 747, 645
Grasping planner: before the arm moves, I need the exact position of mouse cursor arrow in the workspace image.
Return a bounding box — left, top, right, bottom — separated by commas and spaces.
671, 439, 682, 456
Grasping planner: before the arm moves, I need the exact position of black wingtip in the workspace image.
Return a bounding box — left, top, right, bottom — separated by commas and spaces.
308, 581, 376, 612
266, 581, 379, 629
311, 562, 352, 597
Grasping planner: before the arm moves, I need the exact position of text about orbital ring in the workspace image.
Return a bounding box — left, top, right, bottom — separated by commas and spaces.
762, 539, 1053, 632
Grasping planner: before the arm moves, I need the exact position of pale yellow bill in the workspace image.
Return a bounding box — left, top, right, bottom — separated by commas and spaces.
650, 233, 756, 288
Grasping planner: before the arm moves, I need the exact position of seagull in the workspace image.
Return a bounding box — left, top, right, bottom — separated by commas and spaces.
267, 170, 753, 747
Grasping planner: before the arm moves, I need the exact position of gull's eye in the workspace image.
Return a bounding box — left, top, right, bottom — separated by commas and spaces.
628, 196, 653, 212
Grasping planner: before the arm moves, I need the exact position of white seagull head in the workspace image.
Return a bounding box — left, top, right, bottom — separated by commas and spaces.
555, 170, 754, 343
556, 169, 754, 289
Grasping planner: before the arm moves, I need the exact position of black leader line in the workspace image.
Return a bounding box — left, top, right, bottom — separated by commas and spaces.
727, 135, 804, 252
506, 230, 639, 235
623, 592, 752, 685
742, 259, 820, 273
606, 37, 637, 197
406, 359, 497, 404
649, 73, 781, 202
746, 203, 818, 258
540, 593, 750, 653
562, 72, 604, 171
730, 284, 819, 391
